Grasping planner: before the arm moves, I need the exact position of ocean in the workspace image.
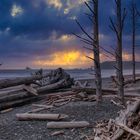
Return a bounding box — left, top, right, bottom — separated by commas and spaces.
0, 69, 140, 80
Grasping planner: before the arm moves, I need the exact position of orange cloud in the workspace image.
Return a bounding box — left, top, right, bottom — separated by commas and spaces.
123, 52, 131, 61
34, 50, 94, 68
34, 49, 135, 69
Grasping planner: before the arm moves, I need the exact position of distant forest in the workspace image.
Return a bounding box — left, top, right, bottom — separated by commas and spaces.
101, 61, 140, 69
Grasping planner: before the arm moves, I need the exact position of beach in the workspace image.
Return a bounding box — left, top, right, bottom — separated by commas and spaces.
0, 69, 140, 140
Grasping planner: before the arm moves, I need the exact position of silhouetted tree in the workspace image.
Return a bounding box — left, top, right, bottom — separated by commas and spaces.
130, 0, 140, 82
109, 0, 127, 104
74, 0, 102, 102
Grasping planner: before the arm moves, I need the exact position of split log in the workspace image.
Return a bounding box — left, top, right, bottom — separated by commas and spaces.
47, 121, 90, 129
16, 113, 68, 121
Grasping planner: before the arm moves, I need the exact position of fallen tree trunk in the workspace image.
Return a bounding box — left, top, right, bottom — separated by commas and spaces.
38, 79, 66, 92
0, 74, 49, 89
23, 85, 38, 96
0, 96, 39, 110
0, 80, 73, 104
16, 113, 68, 121
72, 87, 117, 94
111, 75, 140, 86
0, 68, 69, 89
0, 91, 30, 103
0, 91, 74, 110
47, 121, 90, 129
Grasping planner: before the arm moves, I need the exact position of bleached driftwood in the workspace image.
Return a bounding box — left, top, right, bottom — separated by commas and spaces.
47, 121, 90, 129
16, 113, 68, 121
0, 77, 73, 110
116, 123, 140, 138
72, 87, 117, 94
111, 100, 140, 140
0, 74, 49, 89
23, 85, 38, 96
51, 130, 64, 136
32, 104, 53, 109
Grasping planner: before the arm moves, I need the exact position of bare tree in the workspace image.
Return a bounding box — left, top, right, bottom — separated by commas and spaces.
130, 0, 140, 82
74, 0, 102, 102
109, 0, 127, 104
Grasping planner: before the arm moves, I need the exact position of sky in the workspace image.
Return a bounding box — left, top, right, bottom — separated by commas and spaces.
0, 0, 140, 69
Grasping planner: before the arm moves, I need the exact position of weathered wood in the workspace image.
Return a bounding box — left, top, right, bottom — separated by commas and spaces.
0, 68, 71, 89
0, 74, 49, 89
32, 104, 53, 109
23, 85, 38, 96
0, 91, 29, 103
0, 86, 74, 110
112, 100, 140, 140
16, 113, 68, 121
27, 108, 47, 113
0, 96, 39, 110
72, 87, 117, 94
0, 108, 13, 114
51, 130, 64, 136
0, 68, 74, 110
116, 123, 140, 137
38, 79, 65, 93
47, 121, 90, 129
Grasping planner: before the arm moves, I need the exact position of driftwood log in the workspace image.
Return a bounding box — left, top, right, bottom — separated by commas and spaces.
0, 68, 74, 110
111, 75, 140, 86
0, 68, 70, 89
47, 121, 90, 129
93, 100, 140, 139
16, 113, 68, 121
112, 100, 140, 140
72, 87, 117, 94
0, 74, 49, 89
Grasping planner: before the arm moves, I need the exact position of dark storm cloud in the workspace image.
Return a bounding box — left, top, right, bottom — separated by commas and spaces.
0, 0, 140, 68
0, 0, 87, 39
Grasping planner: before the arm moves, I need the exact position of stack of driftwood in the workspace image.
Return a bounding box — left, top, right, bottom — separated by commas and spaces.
0, 68, 74, 111
15, 90, 91, 129
93, 100, 140, 140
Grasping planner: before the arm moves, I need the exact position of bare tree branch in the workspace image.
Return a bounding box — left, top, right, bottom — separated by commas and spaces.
121, 8, 127, 30
85, 2, 95, 16
109, 17, 119, 39
75, 19, 93, 41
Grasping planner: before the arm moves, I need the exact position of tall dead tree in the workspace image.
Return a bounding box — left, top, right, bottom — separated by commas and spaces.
110, 0, 127, 104
74, 0, 102, 102
130, 0, 140, 82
